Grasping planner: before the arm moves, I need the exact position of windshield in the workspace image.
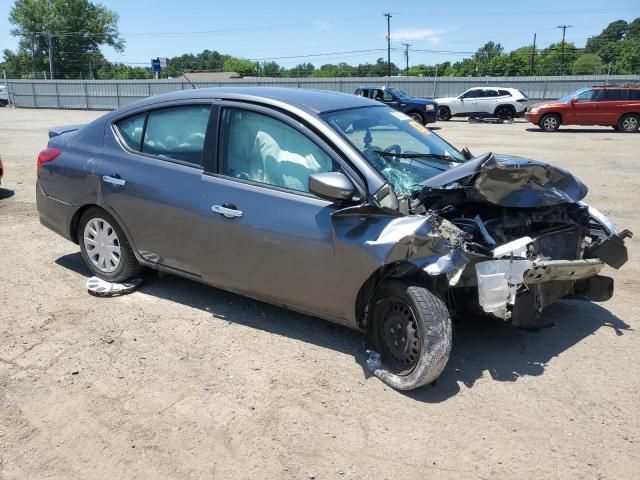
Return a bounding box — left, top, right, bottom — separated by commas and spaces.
558, 87, 589, 103
388, 87, 410, 100
322, 106, 465, 197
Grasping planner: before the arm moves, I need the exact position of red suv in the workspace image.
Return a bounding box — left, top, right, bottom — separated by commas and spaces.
525, 85, 640, 132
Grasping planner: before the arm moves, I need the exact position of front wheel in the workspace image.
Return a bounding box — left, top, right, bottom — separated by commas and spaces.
367, 280, 452, 390
539, 113, 561, 132
78, 207, 141, 282
437, 106, 451, 121
0, 99, 7, 107
408, 111, 425, 124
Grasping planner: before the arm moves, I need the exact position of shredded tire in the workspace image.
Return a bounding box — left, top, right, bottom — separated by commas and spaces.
368, 280, 452, 390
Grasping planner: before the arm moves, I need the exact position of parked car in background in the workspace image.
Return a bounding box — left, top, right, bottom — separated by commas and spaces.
525, 85, 640, 132
355, 86, 437, 124
36, 87, 630, 391
0, 85, 8, 107
436, 87, 529, 121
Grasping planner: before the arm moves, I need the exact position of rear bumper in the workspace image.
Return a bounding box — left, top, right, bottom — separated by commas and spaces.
36, 181, 75, 242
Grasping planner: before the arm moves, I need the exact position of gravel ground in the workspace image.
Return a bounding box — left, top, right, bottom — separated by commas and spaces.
1, 107, 638, 480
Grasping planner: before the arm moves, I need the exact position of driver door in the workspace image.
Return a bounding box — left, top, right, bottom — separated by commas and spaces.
458, 89, 481, 115
199, 104, 361, 322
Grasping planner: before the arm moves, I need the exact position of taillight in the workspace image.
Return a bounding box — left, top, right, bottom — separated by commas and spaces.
37, 148, 62, 174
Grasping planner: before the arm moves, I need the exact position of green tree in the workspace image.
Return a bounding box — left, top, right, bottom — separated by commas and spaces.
613, 38, 640, 74
536, 42, 578, 75
7, 0, 123, 79
585, 20, 627, 53
571, 53, 604, 74
222, 57, 256, 76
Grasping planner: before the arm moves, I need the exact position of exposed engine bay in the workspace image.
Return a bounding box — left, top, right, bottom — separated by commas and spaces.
345, 152, 632, 330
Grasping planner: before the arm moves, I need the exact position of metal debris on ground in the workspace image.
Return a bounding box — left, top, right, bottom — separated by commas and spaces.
86, 276, 143, 297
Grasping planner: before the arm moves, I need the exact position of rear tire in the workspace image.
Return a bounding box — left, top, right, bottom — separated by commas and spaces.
617, 113, 639, 133
539, 113, 561, 132
0, 100, 7, 107
437, 106, 451, 121
367, 280, 452, 391
495, 105, 514, 120
78, 207, 141, 282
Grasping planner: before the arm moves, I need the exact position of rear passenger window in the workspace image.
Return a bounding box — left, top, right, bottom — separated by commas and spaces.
142, 105, 211, 165
116, 113, 145, 151
498, 90, 511, 96
601, 89, 629, 101
629, 90, 640, 100
484, 90, 499, 97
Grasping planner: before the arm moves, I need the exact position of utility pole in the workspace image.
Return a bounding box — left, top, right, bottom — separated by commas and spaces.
402, 42, 411, 74
556, 25, 573, 75
384, 12, 392, 77
529, 33, 537, 75
47, 32, 54, 79
46, 0, 54, 79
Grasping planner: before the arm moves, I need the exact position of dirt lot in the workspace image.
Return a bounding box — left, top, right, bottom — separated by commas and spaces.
1, 107, 639, 480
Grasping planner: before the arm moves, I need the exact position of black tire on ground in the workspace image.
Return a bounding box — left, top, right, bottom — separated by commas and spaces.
367, 280, 452, 390
437, 106, 451, 121
0, 100, 7, 107
408, 111, 425, 124
617, 113, 639, 133
539, 113, 561, 132
495, 105, 515, 120
78, 207, 141, 282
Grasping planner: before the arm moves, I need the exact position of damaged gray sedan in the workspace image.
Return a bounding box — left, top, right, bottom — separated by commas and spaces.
36, 88, 632, 390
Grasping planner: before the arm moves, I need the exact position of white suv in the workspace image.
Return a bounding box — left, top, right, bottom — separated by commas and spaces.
436, 87, 528, 121
0, 85, 8, 107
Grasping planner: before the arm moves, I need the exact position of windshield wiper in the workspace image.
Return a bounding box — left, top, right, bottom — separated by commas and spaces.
373, 151, 462, 162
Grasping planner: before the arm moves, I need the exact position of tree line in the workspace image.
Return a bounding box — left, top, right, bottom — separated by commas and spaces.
1, 0, 639, 80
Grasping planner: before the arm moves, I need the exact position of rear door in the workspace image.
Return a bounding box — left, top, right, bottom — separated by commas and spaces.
475, 88, 499, 114
596, 88, 630, 125
198, 104, 363, 322
100, 102, 212, 274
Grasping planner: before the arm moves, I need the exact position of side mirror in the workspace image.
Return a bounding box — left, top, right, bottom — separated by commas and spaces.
309, 172, 356, 202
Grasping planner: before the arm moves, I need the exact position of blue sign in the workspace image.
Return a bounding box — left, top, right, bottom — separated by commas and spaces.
151, 58, 161, 72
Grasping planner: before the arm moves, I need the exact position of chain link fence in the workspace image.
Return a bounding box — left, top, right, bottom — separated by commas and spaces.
4, 75, 640, 110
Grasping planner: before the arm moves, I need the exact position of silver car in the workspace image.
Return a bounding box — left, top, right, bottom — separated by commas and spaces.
36, 88, 631, 390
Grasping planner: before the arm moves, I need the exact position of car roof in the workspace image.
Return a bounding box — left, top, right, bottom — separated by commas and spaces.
119, 87, 378, 115
592, 84, 640, 89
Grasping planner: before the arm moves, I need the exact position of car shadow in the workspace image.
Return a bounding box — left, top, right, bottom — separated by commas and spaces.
525, 127, 633, 134
56, 252, 630, 402
0, 188, 15, 200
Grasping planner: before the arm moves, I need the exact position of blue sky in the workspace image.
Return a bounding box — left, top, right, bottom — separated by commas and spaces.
1, 0, 638, 68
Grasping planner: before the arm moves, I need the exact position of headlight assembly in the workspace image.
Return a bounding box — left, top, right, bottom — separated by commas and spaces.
425, 104, 435, 111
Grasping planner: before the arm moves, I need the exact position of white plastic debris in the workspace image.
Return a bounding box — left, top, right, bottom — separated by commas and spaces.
492, 236, 533, 258
475, 260, 532, 319
86, 276, 142, 297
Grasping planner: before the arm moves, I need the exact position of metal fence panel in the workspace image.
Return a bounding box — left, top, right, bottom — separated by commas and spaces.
5, 75, 640, 110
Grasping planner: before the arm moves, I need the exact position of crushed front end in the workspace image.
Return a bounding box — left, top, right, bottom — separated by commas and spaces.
416, 153, 632, 328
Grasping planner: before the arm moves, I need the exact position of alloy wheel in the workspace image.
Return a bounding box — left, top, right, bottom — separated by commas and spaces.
83, 217, 121, 273
543, 116, 558, 131
622, 116, 638, 132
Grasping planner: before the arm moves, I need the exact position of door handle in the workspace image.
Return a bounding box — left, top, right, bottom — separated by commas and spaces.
211, 204, 243, 219
103, 175, 126, 186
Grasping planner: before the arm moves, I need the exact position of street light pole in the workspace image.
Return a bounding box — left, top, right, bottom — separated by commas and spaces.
384, 12, 392, 77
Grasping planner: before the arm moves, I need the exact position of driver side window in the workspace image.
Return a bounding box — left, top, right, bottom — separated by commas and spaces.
462, 89, 480, 99
219, 108, 339, 193
574, 89, 596, 102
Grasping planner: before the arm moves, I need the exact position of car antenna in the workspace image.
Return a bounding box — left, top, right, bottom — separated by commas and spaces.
183, 72, 198, 89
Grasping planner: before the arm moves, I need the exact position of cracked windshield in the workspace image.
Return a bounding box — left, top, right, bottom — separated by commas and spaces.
323, 107, 465, 196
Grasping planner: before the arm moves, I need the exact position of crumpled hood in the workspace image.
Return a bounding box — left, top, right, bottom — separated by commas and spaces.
421, 152, 588, 208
